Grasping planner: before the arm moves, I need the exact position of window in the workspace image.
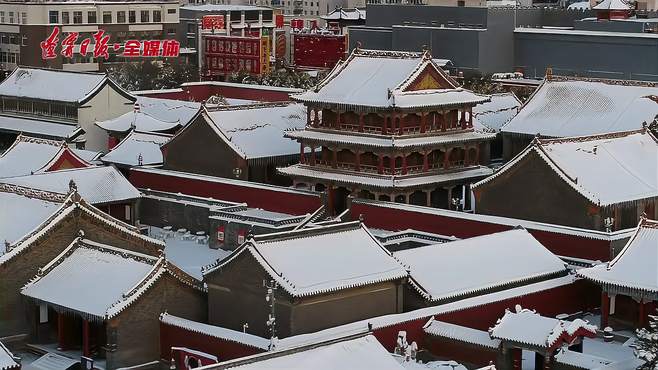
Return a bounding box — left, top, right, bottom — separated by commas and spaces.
124, 205, 131, 221
117, 11, 126, 23
21, 12, 27, 24
129, 10, 136, 23
458, 0, 465, 5
62, 11, 69, 24
0, 12, 4, 23
167, 8, 177, 14
0, 52, 6, 63
8, 12, 14, 24
103, 11, 112, 23
167, 27, 176, 35
48, 10, 58, 23
140, 10, 149, 23
39, 304, 48, 324
187, 23, 195, 33
73, 11, 82, 24
87, 11, 96, 23
153, 10, 161, 22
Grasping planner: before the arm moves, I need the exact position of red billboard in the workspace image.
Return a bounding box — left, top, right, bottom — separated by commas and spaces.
293, 34, 346, 69
202, 15, 225, 30
203, 35, 270, 76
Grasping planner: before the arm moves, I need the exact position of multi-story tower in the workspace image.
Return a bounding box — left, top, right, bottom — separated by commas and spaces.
279, 48, 495, 212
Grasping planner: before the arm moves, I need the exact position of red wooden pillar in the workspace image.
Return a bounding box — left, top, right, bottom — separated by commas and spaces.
336, 111, 341, 129
402, 154, 408, 175
443, 148, 451, 170
639, 300, 647, 328
57, 313, 65, 350
377, 154, 384, 174
512, 348, 522, 370
390, 155, 396, 175
310, 146, 316, 166
382, 114, 388, 135
464, 147, 470, 166
391, 111, 397, 134
460, 108, 467, 129
441, 111, 447, 132
423, 151, 429, 172
82, 319, 90, 357
468, 107, 473, 127
420, 112, 427, 133
327, 186, 335, 215
299, 143, 305, 164
331, 149, 337, 169
399, 114, 405, 135
358, 113, 364, 132
313, 108, 319, 127
601, 292, 610, 328
306, 107, 311, 126
355, 151, 361, 172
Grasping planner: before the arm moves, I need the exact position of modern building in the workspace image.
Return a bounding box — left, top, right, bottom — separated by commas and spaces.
473, 129, 658, 231
0, 0, 180, 73
280, 48, 494, 212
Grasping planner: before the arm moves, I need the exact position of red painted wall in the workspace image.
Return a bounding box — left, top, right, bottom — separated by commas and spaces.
160, 323, 265, 362
293, 34, 346, 69
372, 279, 599, 352
425, 338, 497, 367
129, 169, 321, 215
137, 83, 294, 103
350, 202, 613, 261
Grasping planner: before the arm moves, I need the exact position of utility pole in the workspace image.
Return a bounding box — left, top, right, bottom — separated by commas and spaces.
264, 279, 278, 350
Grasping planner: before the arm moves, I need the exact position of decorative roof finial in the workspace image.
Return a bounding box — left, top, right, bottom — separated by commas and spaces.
68, 179, 77, 193
355, 41, 362, 52
545, 66, 553, 81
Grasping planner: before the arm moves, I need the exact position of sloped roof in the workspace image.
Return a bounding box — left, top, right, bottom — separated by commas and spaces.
393, 229, 567, 302
203, 221, 408, 297
292, 49, 479, 109
0, 115, 81, 139
96, 109, 181, 134
0, 67, 109, 103
101, 131, 170, 167
501, 77, 658, 137
489, 307, 597, 350
203, 103, 307, 159
578, 218, 658, 294
0, 183, 65, 248
593, 0, 633, 10
215, 335, 407, 370
474, 129, 658, 206
0, 340, 18, 370
0, 166, 141, 205
322, 8, 366, 20
135, 96, 201, 126
472, 93, 521, 133
423, 319, 501, 349
0, 135, 99, 178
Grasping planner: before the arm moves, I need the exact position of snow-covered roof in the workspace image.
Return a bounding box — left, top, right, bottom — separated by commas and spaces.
472, 93, 521, 133
95, 109, 181, 134
22, 353, 77, 370
322, 8, 366, 20
423, 319, 501, 349
203, 103, 307, 159
180, 4, 270, 11
593, 0, 632, 10
578, 218, 658, 294
101, 131, 170, 167
489, 307, 597, 350
216, 334, 408, 370
135, 96, 201, 126
160, 313, 270, 350
280, 164, 493, 190
0, 166, 141, 205
0, 67, 109, 103
286, 128, 495, 149
292, 49, 474, 109
0, 184, 65, 249
0, 340, 18, 370
159, 226, 230, 280
568, 1, 591, 9
22, 238, 202, 321
203, 221, 408, 297
0, 115, 81, 139
501, 77, 658, 137
0, 135, 99, 178
393, 229, 567, 302
474, 129, 658, 206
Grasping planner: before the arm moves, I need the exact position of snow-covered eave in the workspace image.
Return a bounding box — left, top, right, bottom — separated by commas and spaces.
0, 340, 19, 370
577, 268, 658, 297
409, 268, 569, 303
106, 259, 167, 320
159, 313, 270, 350
422, 319, 502, 349
290, 96, 487, 111
79, 77, 137, 105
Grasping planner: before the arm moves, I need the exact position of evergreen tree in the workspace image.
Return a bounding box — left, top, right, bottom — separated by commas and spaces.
635, 310, 658, 369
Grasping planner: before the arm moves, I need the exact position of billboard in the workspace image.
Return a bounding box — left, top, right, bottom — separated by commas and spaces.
293, 34, 346, 69
202, 15, 225, 30
203, 35, 271, 76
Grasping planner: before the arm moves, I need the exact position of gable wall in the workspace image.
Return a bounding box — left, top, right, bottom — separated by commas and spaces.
78, 84, 133, 152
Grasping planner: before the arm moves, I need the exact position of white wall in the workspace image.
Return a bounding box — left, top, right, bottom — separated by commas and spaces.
77, 84, 133, 151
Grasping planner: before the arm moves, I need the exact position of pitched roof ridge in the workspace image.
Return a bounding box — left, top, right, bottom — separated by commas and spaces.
205, 101, 292, 112
105, 256, 167, 319
0, 182, 67, 202
538, 128, 647, 145
549, 74, 658, 88
35, 145, 94, 173
15, 65, 105, 76
253, 220, 362, 243
355, 49, 423, 59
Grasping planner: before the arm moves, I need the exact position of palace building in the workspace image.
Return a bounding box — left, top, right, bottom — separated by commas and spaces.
279, 49, 495, 212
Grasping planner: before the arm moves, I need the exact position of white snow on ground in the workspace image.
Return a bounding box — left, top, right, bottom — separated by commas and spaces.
149, 226, 230, 280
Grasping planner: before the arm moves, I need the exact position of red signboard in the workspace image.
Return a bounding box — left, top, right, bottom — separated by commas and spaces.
293, 33, 346, 69
203, 35, 270, 76
275, 14, 284, 28
40, 26, 179, 60
202, 15, 225, 30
